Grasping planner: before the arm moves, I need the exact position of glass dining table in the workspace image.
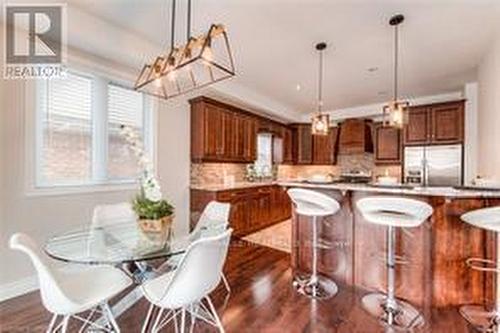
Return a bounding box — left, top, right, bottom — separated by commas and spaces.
45, 222, 191, 319
45, 222, 190, 282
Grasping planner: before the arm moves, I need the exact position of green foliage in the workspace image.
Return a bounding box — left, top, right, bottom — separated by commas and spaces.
132, 191, 174, 220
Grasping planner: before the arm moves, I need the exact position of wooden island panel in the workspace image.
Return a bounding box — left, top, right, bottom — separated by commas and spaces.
290, 187, 500, 308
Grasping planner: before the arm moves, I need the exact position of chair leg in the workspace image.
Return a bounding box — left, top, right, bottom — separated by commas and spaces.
46, 314, 58, 333
180, 307, 186, 333
61, 316, 70, 333
150, 308, 164, 333
141, 303, 155, 333
189, 304, 197, 333
205, 297, 225, 333
221, 273, 231, 293
102, 303, 120, 333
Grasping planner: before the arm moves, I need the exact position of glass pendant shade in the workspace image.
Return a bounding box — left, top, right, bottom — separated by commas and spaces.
135, 24, 235, 100
311, 113, 330, 135
383, 100, 409, 129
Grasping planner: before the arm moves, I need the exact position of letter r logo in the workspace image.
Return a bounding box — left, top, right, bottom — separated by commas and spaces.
5, 6, 63, 64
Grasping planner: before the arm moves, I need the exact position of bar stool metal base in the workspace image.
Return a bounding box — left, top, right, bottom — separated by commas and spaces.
460, 305, 500, 333
293, 274, 338, 299
361, 293, 425, 331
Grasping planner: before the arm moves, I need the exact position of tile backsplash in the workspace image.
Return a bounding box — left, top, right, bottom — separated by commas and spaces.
191, 156, 402, 186
191, 163, 247, 186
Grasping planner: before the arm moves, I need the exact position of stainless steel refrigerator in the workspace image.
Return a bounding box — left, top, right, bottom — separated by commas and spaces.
403, 144, 463, 186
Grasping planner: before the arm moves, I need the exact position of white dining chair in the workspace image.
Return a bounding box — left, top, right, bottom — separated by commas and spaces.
90, 202, 147, 273
9, 233, 132, 333
92, 202, 137, 227
141, 228, 233, 333
168, 201, 232, 293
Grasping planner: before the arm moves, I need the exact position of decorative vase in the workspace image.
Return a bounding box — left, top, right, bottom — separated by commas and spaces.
138, 214, 174, 244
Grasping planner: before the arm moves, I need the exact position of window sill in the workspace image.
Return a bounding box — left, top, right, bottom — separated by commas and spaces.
25, 181, 139, 197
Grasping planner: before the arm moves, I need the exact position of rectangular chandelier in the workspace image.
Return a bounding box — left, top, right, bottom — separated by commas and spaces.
134, 24, 235, 100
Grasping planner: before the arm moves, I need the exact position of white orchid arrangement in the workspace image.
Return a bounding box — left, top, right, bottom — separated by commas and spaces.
120, 125, 173, 219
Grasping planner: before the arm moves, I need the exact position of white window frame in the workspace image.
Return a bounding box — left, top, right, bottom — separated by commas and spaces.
25, 69, 158, 196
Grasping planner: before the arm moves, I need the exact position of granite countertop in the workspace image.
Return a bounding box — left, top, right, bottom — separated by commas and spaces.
190, 181, 278, 192
278, 181, 500, 198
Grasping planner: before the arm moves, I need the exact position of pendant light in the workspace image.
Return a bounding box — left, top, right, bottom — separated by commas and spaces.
383, 14, 409, 128
311, 42, 330, 136
134, 0, 235, 100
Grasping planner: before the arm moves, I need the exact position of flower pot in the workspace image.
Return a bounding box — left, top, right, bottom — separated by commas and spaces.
138, 214, 174, 244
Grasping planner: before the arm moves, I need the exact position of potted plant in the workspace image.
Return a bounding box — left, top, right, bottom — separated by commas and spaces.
121, 125, 174, 238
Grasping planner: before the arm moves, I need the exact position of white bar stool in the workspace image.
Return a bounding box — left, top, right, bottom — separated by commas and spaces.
460, 206, 500, 333
356, 196, 433, 330
287, 188, 340, 299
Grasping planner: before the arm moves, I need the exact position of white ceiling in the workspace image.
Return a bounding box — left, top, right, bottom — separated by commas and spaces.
16, 0, 500, 116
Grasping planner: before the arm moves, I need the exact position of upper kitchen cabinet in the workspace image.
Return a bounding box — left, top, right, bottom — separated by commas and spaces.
282, 127, 294, 164
312, 127, 339, 165
290, 123, 338, 165
291, 124, 313, 164
190, 96, 257, 163
374, 123, 402, 165
338, 119, 374, 154
404, 100, 464, 145
404, 105, 430, 145
430, 101, 465, 144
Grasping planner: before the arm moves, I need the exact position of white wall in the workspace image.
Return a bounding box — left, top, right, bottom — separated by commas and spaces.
0, 33, 190, 302
156, 99, 191, 237
478, 31, 500, 181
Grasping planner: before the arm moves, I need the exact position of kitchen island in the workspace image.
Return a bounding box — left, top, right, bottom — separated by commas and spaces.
279, 181, 500, 311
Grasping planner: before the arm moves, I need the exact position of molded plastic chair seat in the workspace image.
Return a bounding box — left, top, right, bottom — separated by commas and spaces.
287, 188, 340, 217
141, 229, 232, 333
459, 206, 500, 332
56, 266, 132, 315
9, 233, 132, 332
356, 196, 433, 330
461, 206, 500, 232
287, 188, 341, 299
357, 197, 433, 228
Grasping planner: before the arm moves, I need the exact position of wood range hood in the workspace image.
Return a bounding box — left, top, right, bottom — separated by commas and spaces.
337, 118, 374, 155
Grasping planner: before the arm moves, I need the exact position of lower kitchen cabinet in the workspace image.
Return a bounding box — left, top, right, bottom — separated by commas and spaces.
190, 185, 291, 237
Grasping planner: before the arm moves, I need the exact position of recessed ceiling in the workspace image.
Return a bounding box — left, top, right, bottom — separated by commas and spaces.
44, 0, 500, 115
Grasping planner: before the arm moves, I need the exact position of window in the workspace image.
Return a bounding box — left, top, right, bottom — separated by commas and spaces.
254, 133, 273, 176
36, 71, 153, 188
39, 73, 93, 185
107, 84, 144, 180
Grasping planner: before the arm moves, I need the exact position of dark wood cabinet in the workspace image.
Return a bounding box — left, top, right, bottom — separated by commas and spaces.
374, 123, 402, 165
312, 127, 339, 165
291, 124, 313, 164
190, 97, 257, 163
190, 185, 291, 237
404, 105, 431, 145
431, 101, 464, 144
404, 100, 464, 145
282, 127, 294, 164
338, 119, 374, 154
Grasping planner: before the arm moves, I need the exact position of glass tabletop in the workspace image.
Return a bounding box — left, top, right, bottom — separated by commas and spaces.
45, 222, 189, 265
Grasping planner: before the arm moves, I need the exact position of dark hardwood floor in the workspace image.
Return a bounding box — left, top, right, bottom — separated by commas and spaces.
0, 240, 473, 332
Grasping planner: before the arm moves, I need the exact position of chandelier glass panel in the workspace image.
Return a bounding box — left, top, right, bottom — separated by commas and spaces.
134, 0, 235, 100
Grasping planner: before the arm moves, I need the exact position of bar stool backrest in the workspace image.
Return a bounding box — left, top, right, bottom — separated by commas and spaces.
356, 196, 433, 228
287, 188, 340, 217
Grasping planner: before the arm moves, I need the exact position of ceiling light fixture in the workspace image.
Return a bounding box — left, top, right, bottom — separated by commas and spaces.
383, 14, 409, 129
134, 0, 235, 100
311, 42, 330, 136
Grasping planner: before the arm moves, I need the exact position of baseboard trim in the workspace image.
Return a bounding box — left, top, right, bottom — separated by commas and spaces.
0, 275, 39, 302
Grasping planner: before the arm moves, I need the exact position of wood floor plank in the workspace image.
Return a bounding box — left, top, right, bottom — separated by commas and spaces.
0, 240, 472, 332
